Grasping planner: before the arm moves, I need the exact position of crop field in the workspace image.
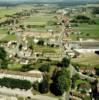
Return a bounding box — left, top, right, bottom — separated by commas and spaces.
21, 13, 59, 32
70, 23, 99, 40
22, 14, 54, 25
0, 7, 22, 18
0, 5, 33, 18
72, 53, 99, 67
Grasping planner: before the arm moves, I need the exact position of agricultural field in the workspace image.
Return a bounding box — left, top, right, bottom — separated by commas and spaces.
21, 14, 54, 25
0, 28, 8, 41
72, 53, 99, 67
69, 6, 99, 40
33, 44, 59, 53
21, 13, 59, 32
0, 5, 33, 18
70, 24, 99, 40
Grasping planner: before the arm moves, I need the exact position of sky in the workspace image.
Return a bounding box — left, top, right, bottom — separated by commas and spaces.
0, 0, 99, 3
0, 0, 98, 1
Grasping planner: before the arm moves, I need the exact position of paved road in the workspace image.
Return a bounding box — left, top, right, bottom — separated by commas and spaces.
31, 95, 58, 100
70, 65, 96, 82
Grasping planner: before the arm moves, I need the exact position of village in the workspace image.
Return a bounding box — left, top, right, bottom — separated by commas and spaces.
0, 1, 99, 100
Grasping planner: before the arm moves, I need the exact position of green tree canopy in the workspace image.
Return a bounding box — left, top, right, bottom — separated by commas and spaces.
39, 64, 50, 72
53, 68, 70, 81
51, 68, 71, 95
39, 75, 49, 93
0, 47, 7, 60
0, 47, 8, 69
0, 77, 32, 90
61, 57, 70, 68
56, 75, 70, 94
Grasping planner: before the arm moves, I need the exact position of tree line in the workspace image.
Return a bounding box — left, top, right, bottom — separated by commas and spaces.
0, 77, 32, 90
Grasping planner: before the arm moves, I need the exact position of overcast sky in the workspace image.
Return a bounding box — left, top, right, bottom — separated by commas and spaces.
0, 0, 99, 2
0, 0, 98, 1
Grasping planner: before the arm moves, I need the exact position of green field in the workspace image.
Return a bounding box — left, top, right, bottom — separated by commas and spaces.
70, 23, 99, 40
0, 7, 22, 18
8, 63, 22, 71
22, 14, 54, 25
0, 5, 33, 18
72, 53, 99, 67
0, 28, 8, 40
21, 13, 58, 32
33, 44, 59, 53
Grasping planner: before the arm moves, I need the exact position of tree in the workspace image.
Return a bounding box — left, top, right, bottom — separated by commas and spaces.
95, 67, 99, 76
33, 81, 39, 91
47, 20, 57, 26
56, 75, 70, 94
53, 68, 70, 81
19, 25, 25, 30
93, 8, 99, 14
61, 57, 70, 68
0, 47, 8, 69
51, 68, 70, 95
19, 44, 22, 51
37, 39, 44, 46
72, 73, 80, 88
20, 64, 34, 72
39, 64, 50, 72
0, 77, 32, 90
0, 47, 7, 60
39, 75, 49, 93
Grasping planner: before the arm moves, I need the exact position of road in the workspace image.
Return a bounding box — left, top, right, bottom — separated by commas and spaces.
0, 87, 58, 100
31, 95, 58, 100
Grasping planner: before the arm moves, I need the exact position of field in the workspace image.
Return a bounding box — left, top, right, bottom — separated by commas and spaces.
22, 14, 53, 25
72, 53, 99, 67
70, 23, 99, 40
21, 13, 59, 32
69, 7, 99, 40
0, 5, 33, 18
